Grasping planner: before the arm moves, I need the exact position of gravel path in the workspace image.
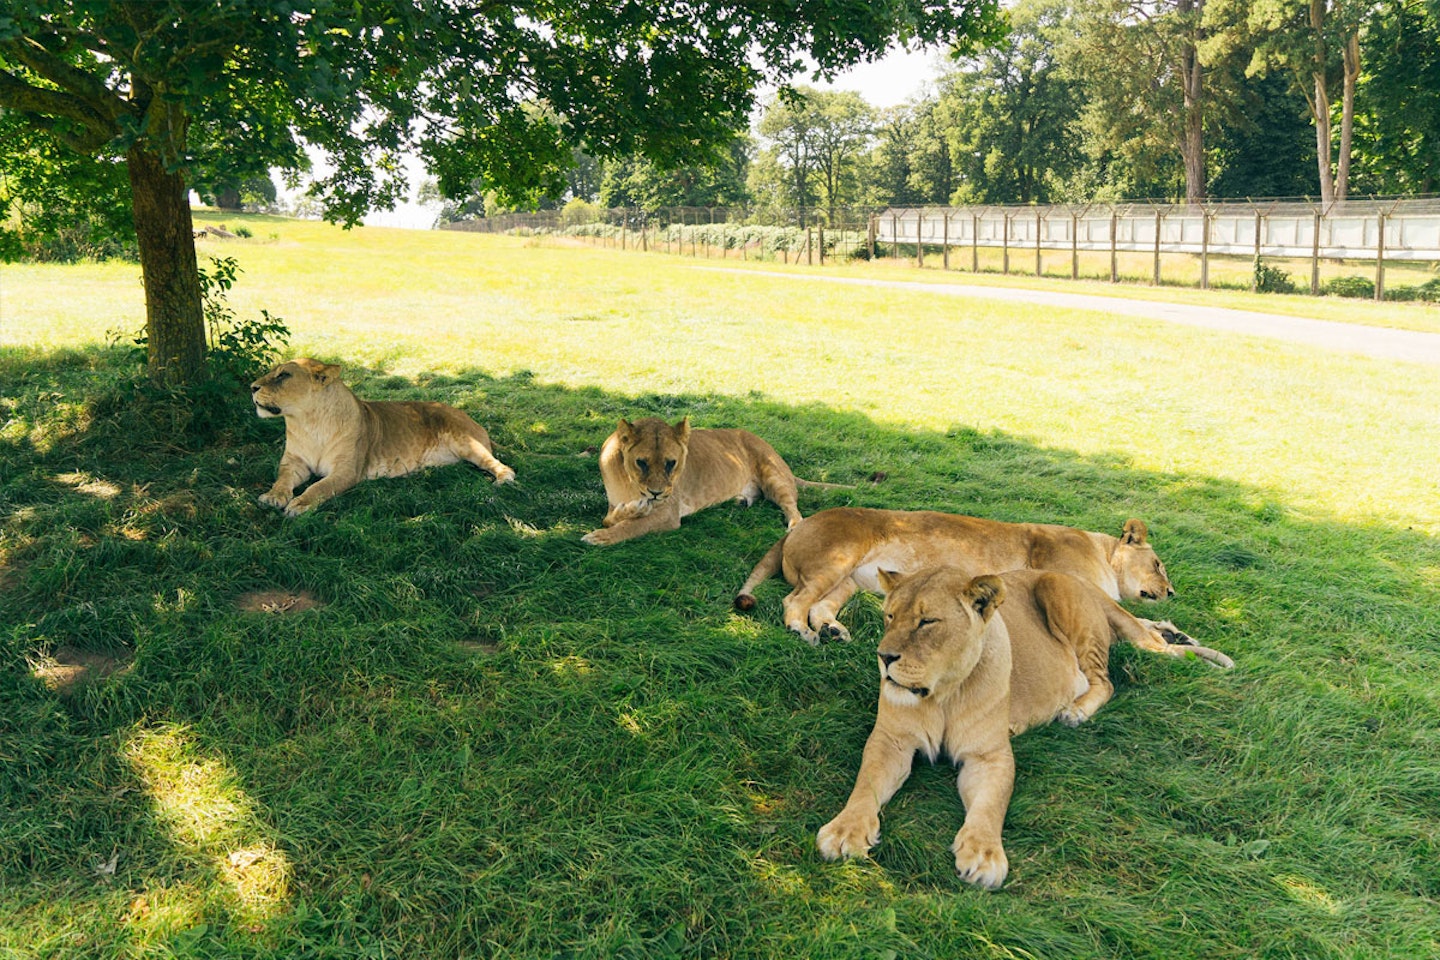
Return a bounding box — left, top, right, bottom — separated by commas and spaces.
706, 268, 1440, 365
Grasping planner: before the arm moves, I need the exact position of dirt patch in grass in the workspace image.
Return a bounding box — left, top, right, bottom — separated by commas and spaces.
235, 589, 325, 614
454, 639, 500, 656
33, 645, 133, 694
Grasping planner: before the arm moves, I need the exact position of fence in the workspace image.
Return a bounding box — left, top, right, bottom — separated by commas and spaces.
444, 199, 1440, 301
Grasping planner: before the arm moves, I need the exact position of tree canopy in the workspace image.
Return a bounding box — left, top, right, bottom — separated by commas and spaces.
0, 0, 1004, 384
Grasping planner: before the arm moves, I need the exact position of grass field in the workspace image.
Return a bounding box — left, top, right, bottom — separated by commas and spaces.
3, 212, 1438, 958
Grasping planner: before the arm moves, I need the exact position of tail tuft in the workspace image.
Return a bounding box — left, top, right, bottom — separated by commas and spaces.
734, 593, 757, 612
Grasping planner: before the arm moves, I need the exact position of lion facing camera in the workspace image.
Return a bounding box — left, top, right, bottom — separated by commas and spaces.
251, 358, 515, 516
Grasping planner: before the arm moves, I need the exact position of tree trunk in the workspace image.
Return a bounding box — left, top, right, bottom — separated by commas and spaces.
216, 185, 243, 210
1180, 1, 1206, 204
1336, 29, 1359, 201
1310, 0, 1335, 204
127, 145, 206, 387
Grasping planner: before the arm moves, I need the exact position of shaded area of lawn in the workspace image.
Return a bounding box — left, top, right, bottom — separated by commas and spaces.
2, 347, 1438, 959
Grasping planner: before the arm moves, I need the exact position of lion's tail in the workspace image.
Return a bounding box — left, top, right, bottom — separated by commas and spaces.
734, 533, 789, 611
1110, 608, 1235, 670
793, 477, 852, 491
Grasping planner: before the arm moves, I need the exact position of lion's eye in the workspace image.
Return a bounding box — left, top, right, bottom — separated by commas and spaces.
275, 371, 290, 382
635, 458, 649, 474
664, 458, 677, 473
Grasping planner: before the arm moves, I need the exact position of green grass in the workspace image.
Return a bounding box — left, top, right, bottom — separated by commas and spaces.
2, 213, 1438, 958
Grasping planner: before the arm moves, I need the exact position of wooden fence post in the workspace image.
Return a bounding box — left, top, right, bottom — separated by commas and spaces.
942, 211, 950, 270
868, 215, 876, 260
891, 214, 900, 261
1152, 209, 1162, 286
1251, 210, 1262, 292
1200, 211, 1210, 290
1375, 212, 1386, 301
971, 214, 979, 272
1310, 211, 1321, 296
916, 212, 924, 267
819, 224, 826, 265
807, 225, 814, 265
1002, 214, 1010, 275
1035, 211, 1043, 276
1109, 211, 1118, 283
1071, 212, 1079, 280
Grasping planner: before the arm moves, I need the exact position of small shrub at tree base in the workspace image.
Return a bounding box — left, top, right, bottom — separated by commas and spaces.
1252, 258, 1297, 294
234, 224, 253, 238
108, 255, 289, 442
1385, 277, 1440, 302
1323, 276, 1376, 299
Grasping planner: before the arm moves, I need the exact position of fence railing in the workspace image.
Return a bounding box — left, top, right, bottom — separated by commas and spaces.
443, 199, 1440, 301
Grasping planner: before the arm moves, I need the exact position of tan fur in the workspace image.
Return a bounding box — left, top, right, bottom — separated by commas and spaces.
734, 507, 1174, 644
582, 417, 806, 546
251, 358, 515, 517
816, 567, 1232, 889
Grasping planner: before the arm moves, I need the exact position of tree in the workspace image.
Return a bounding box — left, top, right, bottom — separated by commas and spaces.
1207, 72, 1317, 197
1352, 0, 1440, 194
1215, 0, 1375, 202
935, 0, 1082, 204
0, 1, 1003, 388
755, 87, 874, 222
598, 140, 751, 210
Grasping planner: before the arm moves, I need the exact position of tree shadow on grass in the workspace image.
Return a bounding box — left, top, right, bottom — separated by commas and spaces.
2, 349, 1439, 958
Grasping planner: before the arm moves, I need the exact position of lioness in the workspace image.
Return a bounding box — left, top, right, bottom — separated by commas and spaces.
582, 417, 839, 546
735, 507, 1174, 644
251, 358, 516, 517
817, 566, 1233, 889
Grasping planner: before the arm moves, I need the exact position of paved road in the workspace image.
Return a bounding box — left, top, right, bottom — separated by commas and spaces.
704, 268, 1440, 365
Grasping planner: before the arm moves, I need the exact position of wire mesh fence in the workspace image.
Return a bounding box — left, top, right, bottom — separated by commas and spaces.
442, 199, 1440, 301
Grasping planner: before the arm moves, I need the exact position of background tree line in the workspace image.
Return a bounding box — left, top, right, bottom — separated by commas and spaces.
459, 0, 1437, 222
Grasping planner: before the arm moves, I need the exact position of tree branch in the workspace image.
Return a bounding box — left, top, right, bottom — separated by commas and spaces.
0, 35, 130, 123
0, 67, 119, 146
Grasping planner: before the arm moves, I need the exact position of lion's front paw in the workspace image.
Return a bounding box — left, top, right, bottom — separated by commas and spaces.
1057, 703, 1089, 727
259, 488, 292, 509
788, 625, 821, 647
817, 810, 880, 861
582, 527, 618, 546
952, 830, 1008, 890
283, 499, 316, 518
492, 465, 517, 485
818, 621, 853, 643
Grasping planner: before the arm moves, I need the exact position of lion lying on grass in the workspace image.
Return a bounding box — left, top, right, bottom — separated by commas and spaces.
251, 358, 515, 516
735, 507, 1175, 644
816, 566, 1233, 889
582, 417, 841, 546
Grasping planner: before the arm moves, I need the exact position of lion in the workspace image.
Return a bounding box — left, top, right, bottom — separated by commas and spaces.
251, 358, 515, 517
816, 566, 1233, 889
734, 507, 1175, 645
581, 417, 842, 546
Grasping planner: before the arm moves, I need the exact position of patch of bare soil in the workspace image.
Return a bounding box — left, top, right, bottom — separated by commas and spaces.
34, 646, 133, 694
235, 589, 325, 614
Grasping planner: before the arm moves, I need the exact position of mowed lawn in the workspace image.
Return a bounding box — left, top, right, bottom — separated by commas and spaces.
2, 213, 1438, 958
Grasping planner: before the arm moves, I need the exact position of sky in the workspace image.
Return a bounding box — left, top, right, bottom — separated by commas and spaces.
354, 44, 948, 229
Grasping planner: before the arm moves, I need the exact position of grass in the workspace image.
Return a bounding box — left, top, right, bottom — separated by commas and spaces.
2, 212, 1438, 958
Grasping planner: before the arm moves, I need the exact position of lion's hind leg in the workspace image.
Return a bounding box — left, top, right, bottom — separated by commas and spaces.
754, 459, 803, 528
448, 425, 516, 484
809, 578, 859, 642
782, 572, 848, 646
1033, 573, 1115, 726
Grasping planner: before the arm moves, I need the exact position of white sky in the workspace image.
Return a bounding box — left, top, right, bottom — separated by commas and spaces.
355, 44, 948, 228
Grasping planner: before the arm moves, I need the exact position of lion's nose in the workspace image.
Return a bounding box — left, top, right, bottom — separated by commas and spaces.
1167, 586, 1175, 597
879, 652, 900, 668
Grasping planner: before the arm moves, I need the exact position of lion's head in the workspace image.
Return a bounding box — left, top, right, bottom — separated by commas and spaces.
874, 568, 1006, 707
1111, 519, 1173, 601
612, 417, 690, 501
250, 358, 343, 418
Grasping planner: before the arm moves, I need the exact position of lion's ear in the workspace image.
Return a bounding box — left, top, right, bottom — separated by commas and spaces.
615, 418, 636, 441
963, 575, 1006, 622
876, 568, 905, 594
314, 362, 343, 386
673, 416, 691, 443
1121, 518, 1149, 545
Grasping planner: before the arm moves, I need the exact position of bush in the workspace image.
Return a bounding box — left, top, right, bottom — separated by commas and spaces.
1322, 276, 1375, 299
1385, 276, 1440, 303
1253, 258, 1297, 294
234, 225, 253, 239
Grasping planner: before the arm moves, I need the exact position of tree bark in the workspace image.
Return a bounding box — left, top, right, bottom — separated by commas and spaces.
1310, 0, 1335, 204
127, 145, 206, 387
1336, 28, 1359, 201
1179, 0, 1206, 204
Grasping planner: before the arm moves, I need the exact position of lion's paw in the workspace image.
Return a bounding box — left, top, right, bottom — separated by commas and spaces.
952, 831, 1008, 890
1057, 704, 1089, 727
283, 499, 315, 518
492, 466, 517, 485
817, 810, 879, 861
818, 622, 853, 643
582, 528, 618, 546
259, 489, 292, 509
788, 625, 821, 647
